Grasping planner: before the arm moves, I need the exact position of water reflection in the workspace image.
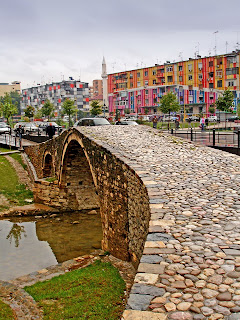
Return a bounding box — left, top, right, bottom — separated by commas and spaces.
0, 210, 102, 281
6, 223, 26, 247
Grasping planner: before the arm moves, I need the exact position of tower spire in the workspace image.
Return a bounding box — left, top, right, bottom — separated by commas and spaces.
102, 56, 108, 111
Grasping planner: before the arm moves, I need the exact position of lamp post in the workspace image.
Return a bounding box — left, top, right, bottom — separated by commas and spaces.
103, 103, 106, 117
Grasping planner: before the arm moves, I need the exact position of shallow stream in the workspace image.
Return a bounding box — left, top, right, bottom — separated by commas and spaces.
0, 210, 102, 281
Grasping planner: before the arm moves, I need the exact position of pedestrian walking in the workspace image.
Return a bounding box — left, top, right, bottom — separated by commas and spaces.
152, 116, 158, 129
46, 123, 56, 139
16, 125, 24, 149
200, 117, 205, 131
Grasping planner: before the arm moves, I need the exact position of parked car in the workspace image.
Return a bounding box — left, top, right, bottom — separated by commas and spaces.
207, 115, 218, 122
0, 122, 11, 134
38, 122, 62, 134
185, 115, 200, 122
74, 118, 111, 126
22, 123, 38, 134
115, 120, 139, 125
14, 122, 27, 133
227, 116, 240, 122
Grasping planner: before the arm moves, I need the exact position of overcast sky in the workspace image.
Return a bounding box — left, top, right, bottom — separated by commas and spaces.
1, 0, 240, 89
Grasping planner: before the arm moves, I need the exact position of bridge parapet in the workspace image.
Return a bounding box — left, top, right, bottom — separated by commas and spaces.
25, 126, 240, 320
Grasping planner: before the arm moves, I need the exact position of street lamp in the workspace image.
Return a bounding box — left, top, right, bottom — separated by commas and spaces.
103, 103, 106, 117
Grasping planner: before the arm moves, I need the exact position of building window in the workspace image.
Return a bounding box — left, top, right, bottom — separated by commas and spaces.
160, 68, 165, 73
179, 76, 183, 82
167, 66, 173, 72
209, 72, 214, 77
145, 80, 148, 86
152, 70, 156, 76
153, 89, 157, 94
167, 76, 173, 82
216, 70, 222, 77
145, 90, 149, 95
188, 75, 193, 81
198, 74, 203, 80
129, 73, 133, 78
137, 72, 140, 78
209, 61, 213, 67
153, 80, 156, 85
217, 80, 222, 87
198, 62, 203, 70
179, 65, 183, 71
188, 64, 192, 72
130, 82, 133, 88
145, 99, 149, 104
144, 71, 148, 76
137, 81, 141, 87
228, 81, 234, 87
161, 78, 165, 84
209, 83, 214, 88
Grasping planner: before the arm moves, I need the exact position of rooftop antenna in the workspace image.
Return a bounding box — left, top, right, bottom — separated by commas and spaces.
179, 52, 183, 61
112, 62, 116, 72
124, 63, 127, 71
213, 30, 219, 55
136, 63, 139, 68
226, 41, 228, 53
140, 61, 143, 68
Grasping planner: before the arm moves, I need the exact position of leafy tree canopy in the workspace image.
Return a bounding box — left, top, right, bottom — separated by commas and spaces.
41, 100, 55, 120
24, 105, 35, 119
61, 99, 77, 127
208, 106, 216, 115
158, 92, 180, 114
90, 100, 102, 116
0, 93, 18, 125
215, 89, 234, 113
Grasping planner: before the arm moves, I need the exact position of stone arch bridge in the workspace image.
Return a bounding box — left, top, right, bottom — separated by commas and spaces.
24, 126, 240, 320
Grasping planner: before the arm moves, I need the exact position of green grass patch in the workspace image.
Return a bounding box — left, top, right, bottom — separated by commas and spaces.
25, 260, 126, 320
0, 147, 11, 153
45, 177, 57, 183
9, 153, 27, 169
0, 300, 15, 320
0, 155, 33, 207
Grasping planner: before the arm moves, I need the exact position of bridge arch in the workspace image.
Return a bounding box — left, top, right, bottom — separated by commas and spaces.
58, 132, 99, 210
42, 152, 53, 178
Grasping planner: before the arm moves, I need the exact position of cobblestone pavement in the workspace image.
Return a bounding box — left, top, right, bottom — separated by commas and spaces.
80, 125, 240, 320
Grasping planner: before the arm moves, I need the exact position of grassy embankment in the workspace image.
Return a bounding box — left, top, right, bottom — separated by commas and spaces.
0, 300, 15, 320
0, 151, 32, 211
25, 260, 126, 320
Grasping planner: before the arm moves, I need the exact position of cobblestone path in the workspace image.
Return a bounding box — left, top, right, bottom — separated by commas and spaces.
81, 126, 240, 320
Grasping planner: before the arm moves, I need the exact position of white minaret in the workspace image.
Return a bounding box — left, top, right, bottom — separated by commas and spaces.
101, 56, 108, 111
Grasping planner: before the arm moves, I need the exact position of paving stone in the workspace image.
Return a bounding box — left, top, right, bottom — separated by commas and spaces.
138, 263, 165, 274
140, 255, 163, 264
122, 310, 167, 319
127, 294, 154, 311
131, 284, 165, 296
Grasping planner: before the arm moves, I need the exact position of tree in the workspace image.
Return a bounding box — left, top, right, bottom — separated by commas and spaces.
158, 92, 180, 129
215, 89, 234, 113
41, 100, 55, 120
90, 100, 102, 116
208, 106, 215, 115
144, 108, 149, 115
61, 99, 77, 128
215, 89, 234, 126
24, 105, 35, 119
0, 93, 18, 125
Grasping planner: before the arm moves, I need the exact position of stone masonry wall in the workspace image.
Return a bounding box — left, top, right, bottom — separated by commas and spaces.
24, 128, 151, 264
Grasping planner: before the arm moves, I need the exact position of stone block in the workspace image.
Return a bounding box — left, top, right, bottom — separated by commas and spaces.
122, 310, 167, 320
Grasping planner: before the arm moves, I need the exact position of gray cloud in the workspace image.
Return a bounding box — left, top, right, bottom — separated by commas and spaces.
0, 0, 239, 88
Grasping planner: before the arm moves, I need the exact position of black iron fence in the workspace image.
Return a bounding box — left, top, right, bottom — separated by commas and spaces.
171, 128, 240, 148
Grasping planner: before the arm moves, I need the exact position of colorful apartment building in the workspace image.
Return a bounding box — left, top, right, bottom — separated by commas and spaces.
21, 79, 89, 116
107, 51, 240, 117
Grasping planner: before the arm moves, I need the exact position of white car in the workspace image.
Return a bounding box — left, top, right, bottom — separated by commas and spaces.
0, 122, 11, 134
207, 115, 217, 122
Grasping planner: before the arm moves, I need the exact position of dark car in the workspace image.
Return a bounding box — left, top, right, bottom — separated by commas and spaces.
38, 122, 62, 134
227, 116, 240, 122
74, 118, 111, 127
